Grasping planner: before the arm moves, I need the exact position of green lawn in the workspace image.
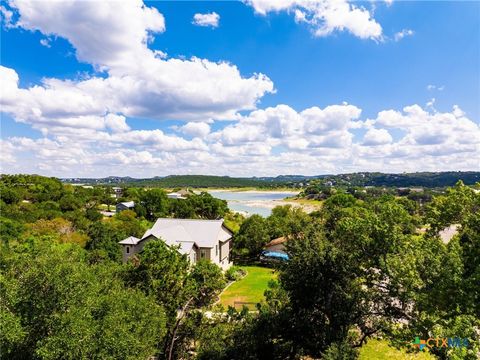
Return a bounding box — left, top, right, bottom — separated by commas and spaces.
359, 339, 434, 360
219, 266, 277, 309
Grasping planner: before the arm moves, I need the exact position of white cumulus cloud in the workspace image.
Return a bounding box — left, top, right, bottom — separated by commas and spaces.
362, 128, 393, 145
179, 122, 211, 138
192, 12, 220, 28
4, 1, 274, 122
245, 0, 383, 40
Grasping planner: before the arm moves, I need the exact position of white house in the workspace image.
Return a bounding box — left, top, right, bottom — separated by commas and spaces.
167, 189, 190, 199
116, 201, 135, 213
167, 192, 186, 200
119, 218, 233, 270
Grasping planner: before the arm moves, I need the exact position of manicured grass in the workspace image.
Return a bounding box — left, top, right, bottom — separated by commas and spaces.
359, 339, 434, 360
219, 266, 277, 308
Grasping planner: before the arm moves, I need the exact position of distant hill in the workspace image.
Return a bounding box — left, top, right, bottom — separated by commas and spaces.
363, 172, 480, 187
62, 175, 283, 188
308, 172, 480, 188
61, 171, 480, 188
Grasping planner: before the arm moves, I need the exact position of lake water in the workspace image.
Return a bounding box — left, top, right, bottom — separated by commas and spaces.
208, 191, 298, 217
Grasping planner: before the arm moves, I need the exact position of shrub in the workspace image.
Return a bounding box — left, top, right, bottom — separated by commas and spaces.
225, 266, 246, 281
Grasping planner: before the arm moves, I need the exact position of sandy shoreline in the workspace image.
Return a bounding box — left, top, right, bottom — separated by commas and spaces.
204, 189, 320, 215
229, 199, 319, 214
207, 189, 300, 195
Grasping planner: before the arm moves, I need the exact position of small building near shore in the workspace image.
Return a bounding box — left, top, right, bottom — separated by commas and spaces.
116, 201, 135, 213
167, 192, 186, 200
167, 189, 191, 199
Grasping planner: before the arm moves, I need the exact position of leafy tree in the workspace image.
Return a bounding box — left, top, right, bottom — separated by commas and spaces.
266, 205, 310, 239
112, 209, 149, 238
223, 211, 245, 234
101, 188, 116, 211
0, 239, 167, 360
233, 215, 270, 259
226, 196, 421, 358
124, 187, 142, 200
457, 213, 480, 315
125, 240, 228, 359
26, 217, 89, 247
190, 260, 226, 307
0, 217, 24, 245
86, 222, 124, 261
0, 186, 22, 204
426, 181, 479, 234
125, 240, 193, 359
125, 240, 192, 319
211, 283, 293, 360
322, 341, 359, 360
169, 198, 196, 219
139, 189, 170, 221
280, 228, 368, 356
187, 192, 228, 219
85, 207, 103, 221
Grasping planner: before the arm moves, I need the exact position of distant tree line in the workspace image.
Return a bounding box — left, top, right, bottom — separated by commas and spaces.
61, 171, 480, 189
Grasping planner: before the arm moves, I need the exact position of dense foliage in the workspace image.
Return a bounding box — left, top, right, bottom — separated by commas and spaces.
1, 174, 478, 359
204, 183, 480, 360
0, 174, 228, 359
0, 239, 167, 360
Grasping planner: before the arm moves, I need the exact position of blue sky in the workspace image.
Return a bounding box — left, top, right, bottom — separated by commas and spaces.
1, 0, 479, 177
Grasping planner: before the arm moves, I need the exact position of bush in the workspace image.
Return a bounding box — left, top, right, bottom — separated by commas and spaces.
225, 266, 246, 281
322, 341, 359, 360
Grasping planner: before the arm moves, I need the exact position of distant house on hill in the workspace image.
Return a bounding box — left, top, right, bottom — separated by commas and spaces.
118, 218, 233, 270
167, 192, 186, 200
116, 201, 135, 213
167, 189, 191, 199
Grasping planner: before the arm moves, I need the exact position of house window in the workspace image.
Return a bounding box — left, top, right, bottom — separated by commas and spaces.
215, 245, 218, 256
126, 246, 130, 254
199, 249, 208, 260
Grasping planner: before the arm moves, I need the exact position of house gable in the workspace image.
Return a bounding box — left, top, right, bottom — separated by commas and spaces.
119, 218, 233, 270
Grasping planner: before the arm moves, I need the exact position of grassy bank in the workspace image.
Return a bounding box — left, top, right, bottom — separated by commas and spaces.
359, 339, 434, 360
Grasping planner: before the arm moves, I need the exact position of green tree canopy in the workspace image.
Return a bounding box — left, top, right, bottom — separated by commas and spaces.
0, 239, 167, 360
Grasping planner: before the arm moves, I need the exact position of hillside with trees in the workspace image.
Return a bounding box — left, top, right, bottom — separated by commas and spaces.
63, 175, 283, 188
61, 172, 480, 189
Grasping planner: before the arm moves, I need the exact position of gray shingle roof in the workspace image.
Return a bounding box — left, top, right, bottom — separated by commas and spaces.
143, 218, 232, 248
118, 236, 141, 245
118, 201, 135, 208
